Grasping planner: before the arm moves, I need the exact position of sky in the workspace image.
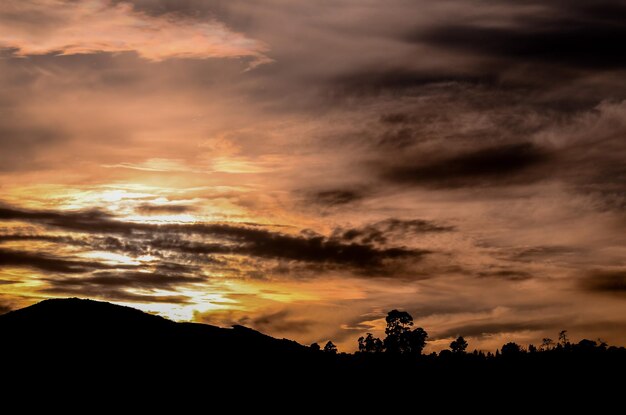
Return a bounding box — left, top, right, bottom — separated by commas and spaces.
1, 0, 626, 352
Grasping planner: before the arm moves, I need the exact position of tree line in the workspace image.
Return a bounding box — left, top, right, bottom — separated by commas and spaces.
309, 309, 624, 357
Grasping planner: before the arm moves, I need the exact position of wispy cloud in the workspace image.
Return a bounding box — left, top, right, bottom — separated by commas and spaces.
0, 204, 429, 272
2, 0, 626, 351
0, 0, 271, 64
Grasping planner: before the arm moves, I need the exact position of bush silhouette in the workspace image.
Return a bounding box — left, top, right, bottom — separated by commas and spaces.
450, 336, 468, 354
323, 341, 337, 354
358, 333, 384, 353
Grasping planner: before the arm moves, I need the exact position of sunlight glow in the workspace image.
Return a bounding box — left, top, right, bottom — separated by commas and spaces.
123, 214, 199, 224
81, 251, 140, 266
100, 190, 153, 203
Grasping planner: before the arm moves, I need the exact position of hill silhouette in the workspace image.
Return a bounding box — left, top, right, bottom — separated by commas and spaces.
0, 298, 308, 365
1, 298, 625, 401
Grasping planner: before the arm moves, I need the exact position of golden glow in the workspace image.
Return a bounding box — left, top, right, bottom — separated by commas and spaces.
81, 251, 140, 266
123, 214, 199, 224
3, 0, 626, 355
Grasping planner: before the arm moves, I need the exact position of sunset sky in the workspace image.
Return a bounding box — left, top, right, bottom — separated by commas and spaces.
1, 0, 626, 352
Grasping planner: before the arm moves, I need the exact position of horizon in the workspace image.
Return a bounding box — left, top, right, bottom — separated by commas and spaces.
4, 297, 620, 354
1, 0, 626, 353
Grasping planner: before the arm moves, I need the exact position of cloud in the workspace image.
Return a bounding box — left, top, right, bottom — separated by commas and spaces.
581, 270, 626, 295
381, 142, 551, 188
0, 233, 204, 303
40, 286, 191, 304
434, 319, 558, 340
0, 233, 85, 246
509, 246, 582, 262
332, 67, 494, 96
2, 0, 626, 351
135, 204, 196, 214
0, 247, 124, 274
0, 0, 270, 64
0, 206, 132, 234
159, 225, 425, 268
0, 205, 428, 272
250, 310, 314, 335
45, 271, 202, 290
309, 189, 364, 206
0, 121, 66, 172
477, 270, 533, 281
333, 218, 454, 245
414, 2, 626, 70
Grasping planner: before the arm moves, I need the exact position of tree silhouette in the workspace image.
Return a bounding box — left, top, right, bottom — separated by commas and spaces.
323, 341, 337, 354
358, 333, 384, 353
384, 309, 413, 354
382, 309, 428, 356
576, 339, 597, 352
541, 338, 554, 351
558, 330, 569, 346
310, 342, 321, 351
450, 336, 468, 354
501, 342, 523, 356
406, 327, 428, 356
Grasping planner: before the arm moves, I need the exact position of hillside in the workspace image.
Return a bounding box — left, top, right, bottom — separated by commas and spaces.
0, 298, 310, 373
1, 298, 625, 400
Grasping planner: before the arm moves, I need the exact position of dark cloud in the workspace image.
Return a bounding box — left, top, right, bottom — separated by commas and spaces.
90, 235, 154, 257
0, 233, 85, 246
334, 218, 453, 245
154, 262, 202, 275
118, 0, 258, 36
0, 205, 428, 271
0, 236, 203, 304
510, 246, 582, 262
251, 310, 314, 334
309, 189, 364, 206
581, 270, 626, 295
478, 270, 533, 281
435, 319, 558, 340
332, 67, 493, 96
381, 142, 551, 188
376, 126, 419, 150
0, 247, 125, 274
227, 227, 424, 267
45, 271, 202, 291
380, 113, 411, 124
40, 286, 191, 304
137, 229, 423, 269
117, 0, 225, 20
135, 204, 195, 214
415, 4, 626, 70
0, 206, 132, 234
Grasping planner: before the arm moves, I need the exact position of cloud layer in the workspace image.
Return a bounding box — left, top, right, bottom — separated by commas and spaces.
1, 0, 626, 352
0, 0, 269, 63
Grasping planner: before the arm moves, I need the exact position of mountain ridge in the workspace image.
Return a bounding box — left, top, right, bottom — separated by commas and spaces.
0, 297, 308, 359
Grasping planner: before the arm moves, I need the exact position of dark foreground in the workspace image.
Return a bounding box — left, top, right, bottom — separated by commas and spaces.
1, 298, 624, 403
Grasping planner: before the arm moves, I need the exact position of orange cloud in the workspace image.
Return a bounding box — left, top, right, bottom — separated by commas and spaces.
0, 0, 270, 64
